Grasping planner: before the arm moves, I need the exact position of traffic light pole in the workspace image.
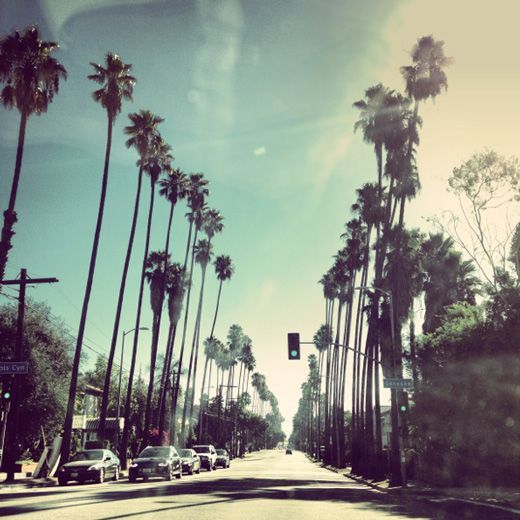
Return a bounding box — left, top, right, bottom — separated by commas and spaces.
0, 268, 58, 480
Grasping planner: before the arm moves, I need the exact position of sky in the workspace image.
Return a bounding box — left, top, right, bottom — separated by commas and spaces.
1, 0, 519, 437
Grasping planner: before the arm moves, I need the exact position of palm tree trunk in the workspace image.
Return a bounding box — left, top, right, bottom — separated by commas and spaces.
98, 166, 143, 441
170, 223, 197, 443
180, 255, 205, 443
143, 181, 160, 444
154, 200, 177, 428
197, 356, 210, 441
197, 277, 223, 440
0, 111, 28, 282
186, 264, 209, 442
61, 114, 113, 464
158, 323, 177, 438
121, 172, 155, 466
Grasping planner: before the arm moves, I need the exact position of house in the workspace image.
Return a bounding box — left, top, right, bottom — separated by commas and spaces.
72, 384, 123, 449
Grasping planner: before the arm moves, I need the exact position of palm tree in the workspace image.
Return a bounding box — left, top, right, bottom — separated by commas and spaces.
170, 174, 209, 442
180, 237, 215, 443
0, 26, 67, 281
120, 133, 172, 460
198, 254, 234, 436
158, 262, 188, 439
98, 110, 163, 442
152, 168, 189, 428
143, 250, 171, 443
400, 35, 451, 223
61, 52, 134, 464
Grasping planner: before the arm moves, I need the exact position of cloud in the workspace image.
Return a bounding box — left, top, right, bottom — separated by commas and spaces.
254, 146, 266, 157
192, 0, 244, 128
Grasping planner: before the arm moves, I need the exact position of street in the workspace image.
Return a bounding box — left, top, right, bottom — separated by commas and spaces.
0, 450, 517, 520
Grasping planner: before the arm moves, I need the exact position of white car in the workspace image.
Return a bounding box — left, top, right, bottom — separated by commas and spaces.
192, 444, 217, 471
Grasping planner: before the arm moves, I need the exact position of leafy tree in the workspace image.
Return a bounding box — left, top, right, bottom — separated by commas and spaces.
0, 27, 67, 281
0, 300, 71, 460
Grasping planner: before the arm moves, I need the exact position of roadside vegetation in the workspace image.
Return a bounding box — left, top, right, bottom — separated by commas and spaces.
290, 36, 519, 489
0, 25, 284, 468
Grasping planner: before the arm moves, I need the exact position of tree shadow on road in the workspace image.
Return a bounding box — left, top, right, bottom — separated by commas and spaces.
0, 477, 516, 519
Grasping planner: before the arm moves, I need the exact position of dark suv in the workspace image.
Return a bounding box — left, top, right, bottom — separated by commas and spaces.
128, 446, 182, 482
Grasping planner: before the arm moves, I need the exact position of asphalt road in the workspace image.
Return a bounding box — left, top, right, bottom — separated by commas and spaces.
0, 450, 518, 519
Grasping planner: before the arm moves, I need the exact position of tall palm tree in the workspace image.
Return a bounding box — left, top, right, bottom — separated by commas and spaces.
143, 250, 171, 443
158, 262, 188, 439
120, 134, 172, 458
198, 254, 234, 436
400, 35, 451, 224
181, 237, 215, 443
170, 174, 209, 442
98, 110, 163, 441
152, 168, 189, 428
61, 53, 134, 464
0, 26, 67, 281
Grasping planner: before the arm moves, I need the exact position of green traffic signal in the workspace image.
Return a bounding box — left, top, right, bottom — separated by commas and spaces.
287, 333, 300, 360
400, 404, 407, 412
2, 391, 10, 400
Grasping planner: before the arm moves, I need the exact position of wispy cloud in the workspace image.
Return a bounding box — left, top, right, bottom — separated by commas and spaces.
192, 0, 244, 129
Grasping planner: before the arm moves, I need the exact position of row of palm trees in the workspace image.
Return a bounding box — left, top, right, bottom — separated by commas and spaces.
290, 35, 456, 483
0, 26, 264, 465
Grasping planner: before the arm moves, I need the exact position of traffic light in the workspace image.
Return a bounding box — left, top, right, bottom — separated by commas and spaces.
287, 333, 300, 360
399, 392, 409, 414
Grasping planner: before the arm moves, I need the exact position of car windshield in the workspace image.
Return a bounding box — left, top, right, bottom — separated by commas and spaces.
192, 446, 210, 454
71, 450, 104, 461
139, 447, 170, 458
179, 449, 192, 457
216, 450, 227, 455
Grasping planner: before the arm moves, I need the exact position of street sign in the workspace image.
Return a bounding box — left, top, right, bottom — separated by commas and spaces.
383, 378, 413, 389
0, 362, 29, 375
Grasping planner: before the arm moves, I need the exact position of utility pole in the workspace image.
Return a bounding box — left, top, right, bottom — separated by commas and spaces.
0, 268, 58, 480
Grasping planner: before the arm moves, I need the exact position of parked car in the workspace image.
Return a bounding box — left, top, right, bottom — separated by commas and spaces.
128, 446, 182, 482
192, 444, 217, 471
58, 449, 120, 485
285, 448, 292, 455
215, 449, 230, 468
179, 448, 201, 475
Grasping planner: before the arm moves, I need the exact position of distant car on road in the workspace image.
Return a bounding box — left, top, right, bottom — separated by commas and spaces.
285, 448, 293, 455
215, 449, 230, 468
128, 446, 182, 482
179, 448, 201, 475
192, 444, 217, 471
58, 449, 120, 485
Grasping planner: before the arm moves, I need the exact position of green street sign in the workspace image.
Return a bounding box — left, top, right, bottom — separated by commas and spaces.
383, 378, 413, 389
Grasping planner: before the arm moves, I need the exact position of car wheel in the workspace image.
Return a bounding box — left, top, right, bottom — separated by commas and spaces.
207, 464, 212, 472
196, 466, 200, 474
143, 476, 149, 482
113, 466, 120, 481
128, 475, 136, 483
176, 470, 182, 480
188, 467, 194, 475
97, 468, 105, 484
227, 463, 230, 468
165, 466, 174, 481
58, 477, 67, 486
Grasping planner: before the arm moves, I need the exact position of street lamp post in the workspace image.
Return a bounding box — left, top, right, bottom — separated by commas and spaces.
354, 286, 407, 488
116, 327, 148, 453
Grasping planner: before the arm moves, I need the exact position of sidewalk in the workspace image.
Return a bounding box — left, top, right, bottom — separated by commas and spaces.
307, 456, 520, 514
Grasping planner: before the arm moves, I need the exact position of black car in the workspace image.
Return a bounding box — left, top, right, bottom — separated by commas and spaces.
286, 448, 292, 455
58, 449, 120, 485
128, 446, 182, 482
215, 449, 230, 468
179, 449, 201, 475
